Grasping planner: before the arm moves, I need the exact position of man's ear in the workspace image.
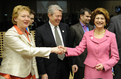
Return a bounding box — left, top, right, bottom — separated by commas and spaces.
80, 15, 83, 19
48, 13, 52, 19
48, 13, 51, 17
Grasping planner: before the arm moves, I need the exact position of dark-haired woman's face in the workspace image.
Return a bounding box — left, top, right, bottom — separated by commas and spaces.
94, 14, 106, 29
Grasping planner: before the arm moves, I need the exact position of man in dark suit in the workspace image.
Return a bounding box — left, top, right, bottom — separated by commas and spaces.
108, 14, 121, 79
70, 8, 94, 79
35, 4, 72, 79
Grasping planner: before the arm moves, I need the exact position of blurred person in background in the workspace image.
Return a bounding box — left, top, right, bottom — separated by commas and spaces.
108, 13, 121, 79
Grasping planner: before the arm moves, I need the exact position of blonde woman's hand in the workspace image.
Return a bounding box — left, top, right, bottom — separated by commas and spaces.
58, 45, 67, 53
51, 47, 64, 54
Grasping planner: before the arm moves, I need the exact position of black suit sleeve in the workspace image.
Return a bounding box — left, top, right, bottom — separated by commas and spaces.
108, 18, 115, 33
108, 16, 121, 64
70, 26, 76, 47
69, 26, 77, 65
35, 28, 46, 75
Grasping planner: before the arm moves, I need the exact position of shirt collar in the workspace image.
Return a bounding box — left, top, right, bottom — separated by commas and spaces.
14, 25, 29, 35
80, 21, 87, 27
49, 21, 59, 29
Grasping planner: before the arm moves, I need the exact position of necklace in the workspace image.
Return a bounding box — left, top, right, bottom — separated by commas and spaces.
94, 29, 106, 35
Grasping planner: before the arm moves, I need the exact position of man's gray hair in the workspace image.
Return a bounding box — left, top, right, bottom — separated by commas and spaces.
48, 4, 63, 14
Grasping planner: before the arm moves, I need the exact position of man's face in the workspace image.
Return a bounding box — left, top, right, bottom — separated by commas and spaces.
80, 11, 91, 25
29, 14, 34, 25
48, 10, 62, 26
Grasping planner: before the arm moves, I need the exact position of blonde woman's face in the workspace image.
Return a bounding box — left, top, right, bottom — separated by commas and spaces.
14, 10, 30, 28
94, 14, 106, 29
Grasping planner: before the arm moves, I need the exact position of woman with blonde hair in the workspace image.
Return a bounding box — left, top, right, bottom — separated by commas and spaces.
0, 5, 62, 79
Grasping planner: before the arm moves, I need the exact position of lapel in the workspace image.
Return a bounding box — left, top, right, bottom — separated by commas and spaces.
13, 26, 34, 46
59, 23, 66, 45
19, 33, 34, 46
45, 23, 57, 46
87, 23, 93, 31
28, 33, 35, 46
77, 23, 84, 35
89, 30, 109, 44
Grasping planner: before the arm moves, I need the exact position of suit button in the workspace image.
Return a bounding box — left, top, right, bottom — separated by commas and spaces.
96, 50, 98, 54
97, 44, 99, 47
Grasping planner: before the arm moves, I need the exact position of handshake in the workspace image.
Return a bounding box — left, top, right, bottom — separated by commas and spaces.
51, 45, 67, 54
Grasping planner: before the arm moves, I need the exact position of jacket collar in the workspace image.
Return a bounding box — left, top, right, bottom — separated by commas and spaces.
46, 22, 66, 46
14, 25, 30, 35
89, 29, 109, 44
77, 23, 84, 35
13, 25, 34, 46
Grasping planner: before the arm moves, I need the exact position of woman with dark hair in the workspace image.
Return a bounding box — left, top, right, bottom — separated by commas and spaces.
60, 8, 119, 79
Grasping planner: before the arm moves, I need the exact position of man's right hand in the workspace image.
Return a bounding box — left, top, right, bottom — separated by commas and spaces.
41, 74, 48, 79
72, 65, 78, 73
